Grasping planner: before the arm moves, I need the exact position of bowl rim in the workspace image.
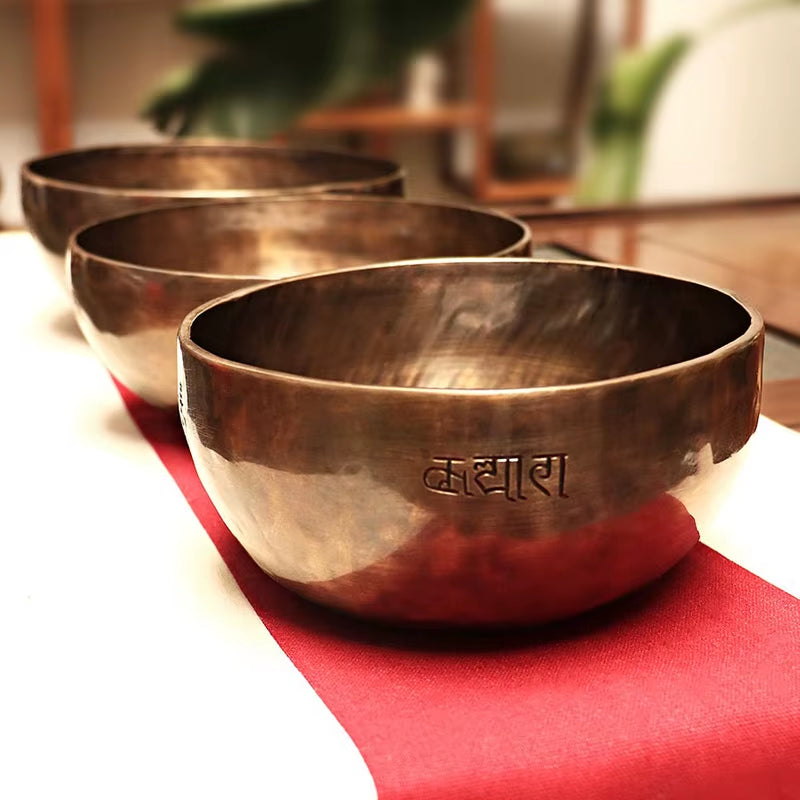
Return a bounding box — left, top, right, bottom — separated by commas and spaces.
67, 195, 532, 280
178, 257, 765, 398
21, 142, 405, 199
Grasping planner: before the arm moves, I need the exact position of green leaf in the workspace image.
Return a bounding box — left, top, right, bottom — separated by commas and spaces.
177, 0, 322, 44
575, 128, 644, 205
578, 0, 800, 204
143, 0, 474, 139
370, 0, 475, 79
598, 34, 690, 128
144, 48, 335, 138
578, 34, 691, 203
315, 0, 474, 106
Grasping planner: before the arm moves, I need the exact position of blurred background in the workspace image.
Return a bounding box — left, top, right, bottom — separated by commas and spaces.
3, 0, 800, 225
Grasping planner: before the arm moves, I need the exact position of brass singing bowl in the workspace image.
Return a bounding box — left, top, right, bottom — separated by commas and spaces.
21, 143, 404, 287
69, 196, 530, 408
177, 258, 764, 627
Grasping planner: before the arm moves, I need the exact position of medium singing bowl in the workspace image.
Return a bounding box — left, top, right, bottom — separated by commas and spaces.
69, 196, 530, 408
177, 258, 764, 627
21, 143, 404, 287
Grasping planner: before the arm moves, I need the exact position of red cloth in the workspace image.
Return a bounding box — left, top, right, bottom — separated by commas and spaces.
119, 386, 800, 800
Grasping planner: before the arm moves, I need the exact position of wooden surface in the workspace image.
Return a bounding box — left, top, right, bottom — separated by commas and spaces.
482, 177, 575, 203
523, 204, 800, 339
299, 104, 481, 131
520, 201, 800, 431
469, 0, 494, 199
31, 0, 73, 152
622, 0, 644, 48
762, 379, 800, 432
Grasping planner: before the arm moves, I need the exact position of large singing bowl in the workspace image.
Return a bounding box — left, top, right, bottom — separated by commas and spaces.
21, 143, 404, 287
177, 258, 764, 627
69, 196, 530, 408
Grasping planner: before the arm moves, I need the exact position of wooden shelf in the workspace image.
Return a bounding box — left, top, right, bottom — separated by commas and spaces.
298, 103, 482, 132
481, 176, 574, 203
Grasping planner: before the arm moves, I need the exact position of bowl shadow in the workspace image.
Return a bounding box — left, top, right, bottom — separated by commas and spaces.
214, 535, 705, 656
103, 389, 185, 446
48, 307, 83, 341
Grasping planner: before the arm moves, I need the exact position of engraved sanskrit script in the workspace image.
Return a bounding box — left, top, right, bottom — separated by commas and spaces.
423, 454, 568, 501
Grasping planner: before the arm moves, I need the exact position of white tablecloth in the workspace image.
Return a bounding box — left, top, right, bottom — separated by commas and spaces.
1, 233, 377, 798
2, 231, 799, 799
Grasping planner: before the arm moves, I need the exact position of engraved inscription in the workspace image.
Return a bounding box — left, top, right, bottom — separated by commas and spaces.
530, 454, 568, 498
176, 345, 188, 431
473, 455, 525, 501
424, 453, 568, 500
422, 458, 474, 496
177, 377, 188, 431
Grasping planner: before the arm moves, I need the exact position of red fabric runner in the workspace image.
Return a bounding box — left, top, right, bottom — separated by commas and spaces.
119, 385, 800, 800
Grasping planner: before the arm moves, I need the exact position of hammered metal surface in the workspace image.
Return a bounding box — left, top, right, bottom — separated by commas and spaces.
22, 143, 405, 287
70, 196, 531, 407
178, 258, 764, 626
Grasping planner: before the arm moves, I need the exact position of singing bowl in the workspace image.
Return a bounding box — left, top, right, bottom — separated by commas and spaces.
69, 196, 530, 408
21, 143, 404, 287
177, 258, 764, 627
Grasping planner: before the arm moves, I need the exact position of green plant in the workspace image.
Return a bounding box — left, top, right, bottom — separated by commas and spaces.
143, 0, 475, 139
576, 0, 800, 204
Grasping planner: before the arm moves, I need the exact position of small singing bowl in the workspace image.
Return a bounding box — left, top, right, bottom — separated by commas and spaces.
177, 258, 764, 627
69, 196, 530, 408
21, 143, 404, 287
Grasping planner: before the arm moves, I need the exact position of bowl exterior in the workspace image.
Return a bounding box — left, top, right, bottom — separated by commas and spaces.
70, 251, 261, 408
68, 199, 529, 409
21, 153, 404, 289
23, 180, 165, 287
178, 326, 763, 626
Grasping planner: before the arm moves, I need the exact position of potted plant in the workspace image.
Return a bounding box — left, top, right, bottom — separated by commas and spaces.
143, 0, 475, 139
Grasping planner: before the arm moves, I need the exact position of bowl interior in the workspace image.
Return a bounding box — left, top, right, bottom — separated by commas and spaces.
188, 260, 754, 390
27, 145, 398, 192
75, 198, 528, 279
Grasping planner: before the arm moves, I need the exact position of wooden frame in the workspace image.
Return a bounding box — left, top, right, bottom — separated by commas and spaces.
31, 0, 72, 153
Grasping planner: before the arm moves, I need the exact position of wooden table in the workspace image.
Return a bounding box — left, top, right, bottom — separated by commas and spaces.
518, 199, 800, 431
